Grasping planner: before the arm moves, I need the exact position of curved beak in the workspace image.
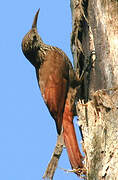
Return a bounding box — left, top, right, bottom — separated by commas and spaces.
32, 9, 40, 29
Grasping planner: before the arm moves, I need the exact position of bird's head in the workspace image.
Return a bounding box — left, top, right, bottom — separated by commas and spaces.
21, 9, 43, 66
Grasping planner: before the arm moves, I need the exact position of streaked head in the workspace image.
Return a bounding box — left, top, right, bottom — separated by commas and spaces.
21, 9, 42, 65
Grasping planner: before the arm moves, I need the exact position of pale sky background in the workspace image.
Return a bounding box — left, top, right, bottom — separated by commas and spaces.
0, 0, 83, 179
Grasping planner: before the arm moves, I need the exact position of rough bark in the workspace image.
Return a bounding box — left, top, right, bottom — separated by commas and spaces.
71, 0, 118, 179
43, 133, 64, 180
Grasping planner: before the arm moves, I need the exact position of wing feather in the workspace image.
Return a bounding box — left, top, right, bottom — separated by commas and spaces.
44, 73, 68, 134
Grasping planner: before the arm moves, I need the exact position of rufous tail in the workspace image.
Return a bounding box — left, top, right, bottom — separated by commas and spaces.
62, 94, 83, 174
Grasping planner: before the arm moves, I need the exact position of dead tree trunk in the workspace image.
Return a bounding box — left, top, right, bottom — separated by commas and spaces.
71, 0, 118, 179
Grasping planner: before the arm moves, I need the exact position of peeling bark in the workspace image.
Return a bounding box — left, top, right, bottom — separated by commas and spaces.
71, 0, 118, 179
77, 89, 118, 179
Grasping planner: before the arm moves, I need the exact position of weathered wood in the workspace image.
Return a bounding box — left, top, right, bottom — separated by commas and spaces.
77, 89, 118, 179
43, 134, 64, 180
71, 0, 118, 179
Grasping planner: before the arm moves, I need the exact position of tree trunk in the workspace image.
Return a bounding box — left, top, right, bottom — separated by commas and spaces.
70, 0, 118, 179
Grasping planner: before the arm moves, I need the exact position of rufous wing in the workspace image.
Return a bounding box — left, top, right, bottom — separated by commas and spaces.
44, 72, 68, 134
36, 49, 69, 134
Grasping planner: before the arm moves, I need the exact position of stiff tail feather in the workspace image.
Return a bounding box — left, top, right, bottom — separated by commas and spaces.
62, 94, 83, 175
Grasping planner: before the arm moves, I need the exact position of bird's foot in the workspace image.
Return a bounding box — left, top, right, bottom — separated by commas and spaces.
72, 167, 86, 175
59, 166, 87, 177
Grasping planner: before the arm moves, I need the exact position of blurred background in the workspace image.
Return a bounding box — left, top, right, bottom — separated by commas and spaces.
0, 0, 83, 179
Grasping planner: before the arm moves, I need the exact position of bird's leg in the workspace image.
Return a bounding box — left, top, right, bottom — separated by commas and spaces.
76, 51, 96, 85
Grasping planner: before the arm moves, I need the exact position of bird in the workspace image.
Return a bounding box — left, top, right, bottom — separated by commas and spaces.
21, 9, 84, 175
